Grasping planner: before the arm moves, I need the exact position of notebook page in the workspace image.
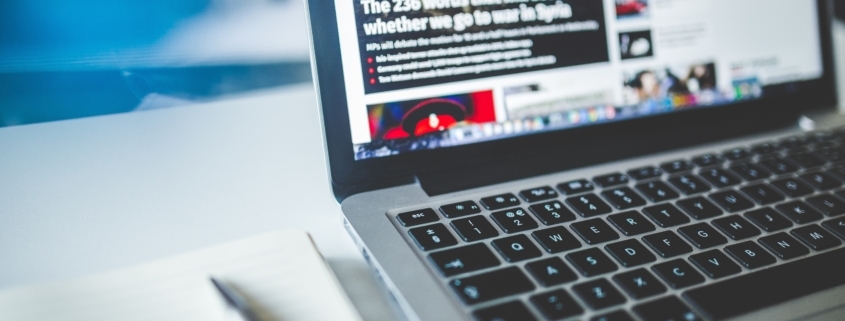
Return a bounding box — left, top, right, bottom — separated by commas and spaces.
0, 230, 362, 321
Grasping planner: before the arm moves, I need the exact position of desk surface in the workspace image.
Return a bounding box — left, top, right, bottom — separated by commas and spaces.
0, 84, 396, 320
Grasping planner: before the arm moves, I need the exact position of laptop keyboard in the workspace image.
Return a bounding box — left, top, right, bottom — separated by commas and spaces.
391, 130, 845, 321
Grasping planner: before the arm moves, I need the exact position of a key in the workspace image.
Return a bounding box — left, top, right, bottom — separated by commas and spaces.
724, 241, 777, 269
525, 257, 578, 287
591, 310, 635, 321
451, 215, 499, 242
770, 178, 814, 197
635, 181, 679, 203
558, 179, 594, 195
566, 194, 613, 217
396, 208, 439, 227
531, 226, 582, 253
788, 152, 827, 168
678, 223, 728, 249
642, 231, 693, 258
473, 301, 537, 321
605, 239, 656, 267
530, 290, 583, 320
602, 187, 647, 210
677, 197, 723, 219
566, 248, 618, 277
708, 190, 755, 212
668, 175, 711, 195
740, 184, 785, 205
642, 204, 691, 227
700, 168, 742, 188
491, 234, 542, 262
429, 243, 500, 276
572, 279, 627, 310
571, 219, 620, 245
692, 154, 724, 167
520, 186, 559, 203
607, 211, 656, 236
689, 250, 742, 279
800, 172, 841, 190
791, 225, 842, 250
529, 200, 576, 225
822, 218, 845, 239
661, 160, 694, 174
759, 157, 799, 175
490, 208, 538, 233
711, 216, 761, 240
683, 248, 845, 321
627, 166, 663, 180
480, 193, 520, 210
594, 173, 630, 188
450, 267, 535, 304
723, 148, 751, 161
652, 259, 705, 289
439, 201, 481, 218
807, 194, 845, 216
408, 224, 457, 251
612, 268, 666, 299
730, 163, 771, 181
634, 296, 702, 321
776, 201, 823, 224
758, 233, 810, 260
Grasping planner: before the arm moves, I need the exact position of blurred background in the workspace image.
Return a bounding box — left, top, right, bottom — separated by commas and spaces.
0, 0, 842, 127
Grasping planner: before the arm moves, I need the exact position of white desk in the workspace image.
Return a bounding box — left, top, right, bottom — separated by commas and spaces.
0, 84, 396, 320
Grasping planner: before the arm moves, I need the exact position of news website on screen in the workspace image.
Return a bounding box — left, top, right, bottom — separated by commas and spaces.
333, 0, 823, 160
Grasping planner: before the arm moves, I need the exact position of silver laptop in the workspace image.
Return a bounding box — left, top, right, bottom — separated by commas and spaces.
305, 0, 844, 320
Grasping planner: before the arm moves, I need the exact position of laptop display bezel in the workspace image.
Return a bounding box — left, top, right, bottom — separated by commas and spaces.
306, 0, 838, 198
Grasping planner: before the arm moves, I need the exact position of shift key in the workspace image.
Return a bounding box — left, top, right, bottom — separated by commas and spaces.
450, 267, 535, 304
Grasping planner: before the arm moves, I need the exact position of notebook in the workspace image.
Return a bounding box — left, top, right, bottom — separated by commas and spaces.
0, 230, 362, 321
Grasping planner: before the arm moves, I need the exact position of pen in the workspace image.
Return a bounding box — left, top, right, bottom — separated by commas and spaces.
210, 277, 264, 321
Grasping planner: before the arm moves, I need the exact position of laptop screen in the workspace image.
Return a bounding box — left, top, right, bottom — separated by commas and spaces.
333, 0, 824, 160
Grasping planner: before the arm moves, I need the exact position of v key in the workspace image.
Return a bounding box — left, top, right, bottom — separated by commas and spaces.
689, 250, 742, 279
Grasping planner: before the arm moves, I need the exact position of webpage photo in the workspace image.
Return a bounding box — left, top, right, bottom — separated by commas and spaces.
334, 0, 824, 160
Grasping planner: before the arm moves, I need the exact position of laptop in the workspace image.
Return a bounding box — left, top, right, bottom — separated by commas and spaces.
305, 0, 844, 320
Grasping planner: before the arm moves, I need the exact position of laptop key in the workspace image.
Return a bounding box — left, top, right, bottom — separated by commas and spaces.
677, 223, 728, 249
700, 168, 742, 188
612, 268, 666, 299
480, 193, 520, 210
708, 190, 755, 212
473, 301, 537, 321
530, 290, 584, 320
450, 267, 535, 304
745, 208, 793, 232
525, 257, 578, 287
787, 152, 826, 168
635, 181, 679, 203
807, 194, 845, 216
451, 215, 499, 242
531, 226, 582, 253
725, 241, 776, 269
730, 162, 771, 181
601, 187, 646, 210
791, 225, 842, 250
723, 148, 751, 161
605, 239, 656, 267
676, 197, 723, 219
771, 178, 814, 198
519, 186, 559, 203
607, 211, 656, 236
660, 160, 694, 174
428, 243, 500, 277
397, 208, 440, 227
634, 296, 702, 321
692, 154, 724, 167
566, 194, 613, 217
594, 173, 630, 188
566, 248, 618, 277
801, 172, 842, 190
642, 231, 693, 258
572, 279, 627, 310
776, 201, 823, 224
751, 142, 780, 155
591, 310, 635, 321
529, 200, 576, 225
688, 250, 742, 279
491, 235, 542, 262
711, 216, 761, 240
759, 157, 799, 175
668, 175, 710, 195
627, 166, 663, 180
740, 184, 785, 205
652, 259, 705, 289
570, 219, 620, 245
683, 248, 845, 321
642, 204, 691, 227
822, 218, 845, 239
408, 224, 458, 251
490, 208, 538, 233
558, 179, 595, 195
439, 201, 481, 218
758, 233, 810, 260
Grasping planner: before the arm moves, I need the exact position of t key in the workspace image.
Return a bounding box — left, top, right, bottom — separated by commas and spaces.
642, 204, 690, 227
